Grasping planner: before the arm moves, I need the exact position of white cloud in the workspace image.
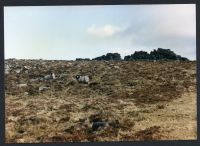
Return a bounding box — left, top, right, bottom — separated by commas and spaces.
87, 24, 126, 37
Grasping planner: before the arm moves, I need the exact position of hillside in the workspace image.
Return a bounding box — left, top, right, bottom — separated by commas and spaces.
5, 60, 197, 142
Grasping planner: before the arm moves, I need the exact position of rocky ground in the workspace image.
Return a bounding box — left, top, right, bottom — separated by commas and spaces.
5, 59, 197, 143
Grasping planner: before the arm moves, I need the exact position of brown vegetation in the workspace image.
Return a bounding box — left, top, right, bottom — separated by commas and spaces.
5, 60, 197, 143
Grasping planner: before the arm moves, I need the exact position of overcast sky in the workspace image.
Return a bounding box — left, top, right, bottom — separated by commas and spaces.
4, 4, 196, 60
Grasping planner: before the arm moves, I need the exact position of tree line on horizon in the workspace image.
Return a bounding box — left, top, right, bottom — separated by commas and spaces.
76, 48, 189, 61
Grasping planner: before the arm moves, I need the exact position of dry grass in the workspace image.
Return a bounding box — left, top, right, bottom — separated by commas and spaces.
5, 60, 197, 143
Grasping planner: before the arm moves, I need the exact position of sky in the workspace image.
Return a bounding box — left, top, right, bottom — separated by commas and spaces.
4, 4, 196, 60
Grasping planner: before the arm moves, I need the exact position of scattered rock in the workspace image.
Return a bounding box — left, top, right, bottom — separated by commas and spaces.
39, 86, 50, 92
7, 116, 20, 122
114, 66, 120, 69
5, 64, 11, 74
14, 68, 22, 74
5, 69, 10, 74
16, 138, 25, 143
44, 73, 56, 80
30, 78, 43, 82
76, 75, 90, 84
24, 66, 31, 70
92, 121, 107, 131
17, 84, 27, 87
